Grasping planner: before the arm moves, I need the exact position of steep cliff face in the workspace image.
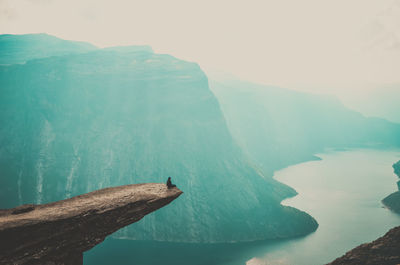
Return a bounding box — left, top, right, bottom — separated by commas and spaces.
210, 78, 400, 176
0, 34, 317, 243
382, 160, 400, 213
326, 226, 400, 265
0, 183, 182, 265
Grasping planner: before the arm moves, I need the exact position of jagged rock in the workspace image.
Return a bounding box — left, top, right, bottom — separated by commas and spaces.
326, 226, 400, 265
0, 183, 182, 265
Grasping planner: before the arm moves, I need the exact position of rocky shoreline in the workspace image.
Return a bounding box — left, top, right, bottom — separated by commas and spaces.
326, 226, 400, 265
382, 160, 400, 213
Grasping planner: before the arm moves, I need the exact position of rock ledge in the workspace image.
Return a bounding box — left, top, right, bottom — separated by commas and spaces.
0, 183, 182, 265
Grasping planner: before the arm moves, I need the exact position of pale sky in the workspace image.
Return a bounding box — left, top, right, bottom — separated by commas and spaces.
1, 0, 400, 100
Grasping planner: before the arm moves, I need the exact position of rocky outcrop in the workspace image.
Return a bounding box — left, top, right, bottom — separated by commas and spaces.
382, 160, 400, 213
0, 183, 182, 265
393, 160, 400, 177
326, 226, 400, 265
382, 191, 400, 213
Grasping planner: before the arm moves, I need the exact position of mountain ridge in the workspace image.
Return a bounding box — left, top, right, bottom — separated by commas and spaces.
209, 77, 400, 177
0, 33, 318, 243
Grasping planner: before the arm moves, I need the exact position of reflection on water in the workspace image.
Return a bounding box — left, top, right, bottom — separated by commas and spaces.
84, 236, 302, 265
85, 149, 400, 265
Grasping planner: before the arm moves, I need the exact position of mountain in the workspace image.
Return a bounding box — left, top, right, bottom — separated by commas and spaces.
102, 45, 154, 53
338, 84, 400, 124
393, 160, 400, 177
0, 33, 96, 65
209, 78, 400, 176
382, 160, 400, 213
0, 34, 317, 243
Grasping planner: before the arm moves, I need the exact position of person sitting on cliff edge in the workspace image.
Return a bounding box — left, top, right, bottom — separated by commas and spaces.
166, 177, 176, 189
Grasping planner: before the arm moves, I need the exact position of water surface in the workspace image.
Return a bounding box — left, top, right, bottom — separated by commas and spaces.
254, 149, 400, 265
85, 149, 400, 265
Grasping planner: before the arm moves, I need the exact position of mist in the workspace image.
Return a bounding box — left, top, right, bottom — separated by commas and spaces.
1, 1, 400, 265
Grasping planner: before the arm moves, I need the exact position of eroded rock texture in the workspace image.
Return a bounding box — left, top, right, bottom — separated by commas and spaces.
0, 183, 182, 265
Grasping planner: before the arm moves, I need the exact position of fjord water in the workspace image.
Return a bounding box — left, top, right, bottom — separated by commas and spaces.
252, 149, 400, 265
85, 149, 400, 265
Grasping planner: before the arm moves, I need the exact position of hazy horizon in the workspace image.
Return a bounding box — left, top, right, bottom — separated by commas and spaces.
1, 3, 400, 264
1, 0, 400, 122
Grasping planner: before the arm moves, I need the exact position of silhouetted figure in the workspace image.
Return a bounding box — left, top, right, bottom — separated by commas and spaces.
166, 177, 176, 189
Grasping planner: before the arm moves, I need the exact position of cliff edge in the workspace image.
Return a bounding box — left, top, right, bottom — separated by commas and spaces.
326, 226, 400, 265
0, 183, 182, 265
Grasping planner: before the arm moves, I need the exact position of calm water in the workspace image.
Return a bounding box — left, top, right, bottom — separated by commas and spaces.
85, 149, 400, 265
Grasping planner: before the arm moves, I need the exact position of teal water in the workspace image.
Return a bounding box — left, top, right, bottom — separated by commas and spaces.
85, 149, 400, 265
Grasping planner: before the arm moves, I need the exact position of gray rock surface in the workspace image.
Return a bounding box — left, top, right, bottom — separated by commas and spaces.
0, 183, 182, 265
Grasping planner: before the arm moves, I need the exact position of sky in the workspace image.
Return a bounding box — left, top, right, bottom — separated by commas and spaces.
1, 0, 400, 120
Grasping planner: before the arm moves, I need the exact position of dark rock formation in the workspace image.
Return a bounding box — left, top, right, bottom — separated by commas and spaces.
382, 160, 400, 213
326, 226, 400, 265
0, 183, 182, 265
382, 191, 400, 213
393, 160, 400, 178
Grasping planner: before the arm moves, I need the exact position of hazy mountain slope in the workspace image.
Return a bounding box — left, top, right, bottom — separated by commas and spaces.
0, 34, 317, 242
210, 78, 400, 176
0, 33, 97, 65
339, 84, 400, 124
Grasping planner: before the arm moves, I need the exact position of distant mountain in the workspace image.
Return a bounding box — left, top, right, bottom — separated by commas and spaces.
102, 45, 154, 53
209, 78, 400, 176
0, 33, 97, 65
338, 84, 400, 124
0, 34, 317, 243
